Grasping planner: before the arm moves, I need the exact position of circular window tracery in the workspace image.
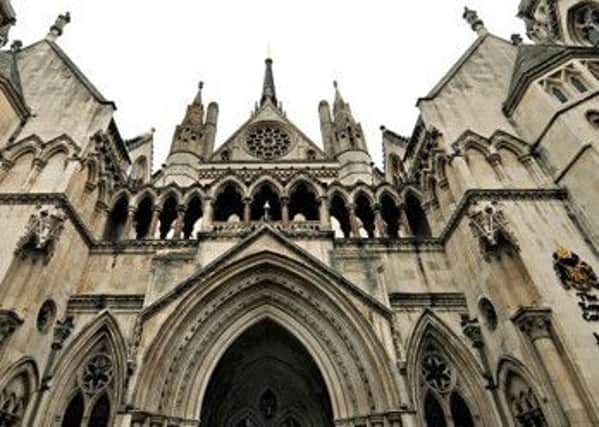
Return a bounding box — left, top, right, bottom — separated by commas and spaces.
246, 125, 291, 160
570, 3, 599, 45
421, 352, 455, 393
78, 352, 114, 395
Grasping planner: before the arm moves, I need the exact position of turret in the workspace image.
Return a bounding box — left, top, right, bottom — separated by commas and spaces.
163, 82, 218, 185
327, 81, 373, 184
168, 82, 219, 163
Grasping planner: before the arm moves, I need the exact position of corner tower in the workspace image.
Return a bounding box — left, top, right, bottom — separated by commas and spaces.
319, 82, 372, 184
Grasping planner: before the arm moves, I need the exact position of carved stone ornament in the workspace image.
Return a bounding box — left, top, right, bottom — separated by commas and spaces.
15, 205, 65, 263
468, 201, 519, 260
461, 316, 484, 348
421, 351, 455, 394
552, 244, 599, 292
0, 310, 23, 346
52, 316, 74, 350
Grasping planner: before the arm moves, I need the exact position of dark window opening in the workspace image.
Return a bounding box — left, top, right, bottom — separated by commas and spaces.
424, 392, 447, 427
214, 184, 244, 222
570, 76, 588, 93
61, 391, 84, 427
250, 185, 282, 221
551, 86, 568, 103
133, 196, 153, 240
381, 195, 400, 238
330, 195, 351, 238
354, 194, 375, 238
405, 193, 432, 239
88, 393, 111, 427
158, 196, 179, 239
104, 196, 129, 242
289, 183, 319, 221
450, 392, 475, 427
183, 196, 203, 239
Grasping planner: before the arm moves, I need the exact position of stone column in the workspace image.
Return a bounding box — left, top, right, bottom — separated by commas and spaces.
488, 153, 507, 181
450, 154, 476, 193
462, 318, 510, 426
398, 205, 411, 238
22, 158, 46, 190
281, 197, 289, 225
202, 197, 214, 230
149, 206, 161, 239
348, 204, 360, 238
521, 155, 546, 185
373, 204, 385, 238
174, 205, 186, 238
513, 308, 593, 426
123, 206, 136, 240
319, 196, 330, 229
243, 198, 251, 224
0, 160, 13, 184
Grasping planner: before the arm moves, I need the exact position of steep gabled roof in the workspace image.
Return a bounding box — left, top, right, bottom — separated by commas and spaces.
503, 44, 598, 115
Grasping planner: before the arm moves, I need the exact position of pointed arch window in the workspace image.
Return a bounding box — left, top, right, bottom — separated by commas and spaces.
0, 368, 36, 427
505, 372, 547, 427
58, 340, 116, 427
551, 86, 569, 103
418, 339, 479, 427
104, 196, 129, 242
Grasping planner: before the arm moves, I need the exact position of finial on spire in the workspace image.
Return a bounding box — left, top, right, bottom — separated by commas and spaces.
194, 81, 204, 104
463, 7, 486, 36
47, 12, 71, 42
260, 57, 277, 107
511, 33, 523, 45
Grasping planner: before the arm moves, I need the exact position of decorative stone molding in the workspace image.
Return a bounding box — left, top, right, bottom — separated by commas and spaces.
52, 316, 74, 350
389, 293, 467, 311
0, 310, 23, 346
512, 307, 552, 342
15, 205, 65, 263
468, 200, 519, 260
67, 294, 145, 313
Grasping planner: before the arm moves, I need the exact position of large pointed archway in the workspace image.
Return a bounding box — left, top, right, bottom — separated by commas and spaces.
200, 320, 334, 427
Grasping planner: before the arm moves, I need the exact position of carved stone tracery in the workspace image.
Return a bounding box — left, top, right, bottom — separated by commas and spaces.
0, 310, 23, 347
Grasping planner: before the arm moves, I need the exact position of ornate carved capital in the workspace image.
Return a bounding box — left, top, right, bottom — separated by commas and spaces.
468, 201, 519, 261
512, 307, 552, 342
15, 205, 66, 263
461, 317, 484, 348
0, 310, 23, 346
52, 316, 74, 350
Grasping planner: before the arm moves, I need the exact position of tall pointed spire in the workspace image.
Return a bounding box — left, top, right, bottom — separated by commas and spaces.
333, 80, 346, 115
260, 58, 277, 106
194, 81, 204, 105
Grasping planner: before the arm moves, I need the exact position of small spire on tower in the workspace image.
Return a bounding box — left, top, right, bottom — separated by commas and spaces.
47, 12, 71, 42
260, 58, 277, 106
194, 81, 204, 105
463, 7, 487, 36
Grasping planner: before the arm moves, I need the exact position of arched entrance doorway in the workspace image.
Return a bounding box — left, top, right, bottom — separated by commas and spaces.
200, 320, 335, 427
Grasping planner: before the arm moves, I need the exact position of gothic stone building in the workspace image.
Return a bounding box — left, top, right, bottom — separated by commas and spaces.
1, 1, 599, 426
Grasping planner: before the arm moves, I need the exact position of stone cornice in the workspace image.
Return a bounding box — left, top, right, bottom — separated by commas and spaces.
389, 292, 468, 310
67, 294, 145, 313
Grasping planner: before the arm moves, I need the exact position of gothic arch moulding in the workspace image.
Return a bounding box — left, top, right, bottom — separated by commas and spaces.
133, 252, 402, 423
0, 357, 39, 426
406, 310, 497, 427
496, 356, 563, 427
36, 311, 128, 427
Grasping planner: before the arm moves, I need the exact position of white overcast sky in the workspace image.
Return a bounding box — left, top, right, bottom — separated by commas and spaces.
12, 1, 523, 168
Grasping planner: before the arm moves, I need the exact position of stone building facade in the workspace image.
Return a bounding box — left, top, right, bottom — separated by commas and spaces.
1, 1, 599, 426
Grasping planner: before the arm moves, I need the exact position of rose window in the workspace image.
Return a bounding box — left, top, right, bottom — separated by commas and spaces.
246, 125, 291, 160
421, 353, 454, 393
79, 353, 114, 394
571, 3, 599, 45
